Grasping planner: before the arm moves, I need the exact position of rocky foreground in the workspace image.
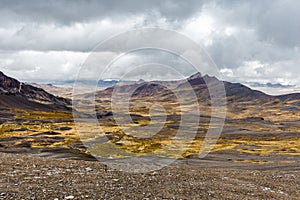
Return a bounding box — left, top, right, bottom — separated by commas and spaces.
0, 153, 299, 200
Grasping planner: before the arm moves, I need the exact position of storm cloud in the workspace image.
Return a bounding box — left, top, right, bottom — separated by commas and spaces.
0, 0, 299, 88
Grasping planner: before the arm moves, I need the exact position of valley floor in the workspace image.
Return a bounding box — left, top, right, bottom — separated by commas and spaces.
0, 153, 299, 200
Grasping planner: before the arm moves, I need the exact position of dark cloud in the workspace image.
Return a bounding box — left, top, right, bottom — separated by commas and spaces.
0, 0, 204, 25
211, 0, 300, 47
0, 0, 299, 87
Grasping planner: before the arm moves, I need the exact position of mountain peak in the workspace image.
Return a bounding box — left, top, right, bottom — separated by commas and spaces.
188, 72, 202, 80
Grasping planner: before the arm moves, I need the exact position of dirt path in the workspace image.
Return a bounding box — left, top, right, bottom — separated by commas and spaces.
0, 153, 299, 200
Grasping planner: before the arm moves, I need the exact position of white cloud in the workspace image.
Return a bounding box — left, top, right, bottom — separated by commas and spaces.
182, 13, 216, 46
220, 59, 300, 85
0, 51, 88, 82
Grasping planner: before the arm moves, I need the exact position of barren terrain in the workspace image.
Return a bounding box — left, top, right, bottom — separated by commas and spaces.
0, 153, 299, 200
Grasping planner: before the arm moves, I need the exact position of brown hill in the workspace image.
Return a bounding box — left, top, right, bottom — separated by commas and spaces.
28, 83, 73, 99
0, 71, 71, 111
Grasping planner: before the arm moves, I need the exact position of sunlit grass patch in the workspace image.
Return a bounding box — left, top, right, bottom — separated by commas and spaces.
90, 142, 134, 158
12, 109, 73, 120
211, 143, 238, 152
232, 138, 300, 156
233, 159, 273, 165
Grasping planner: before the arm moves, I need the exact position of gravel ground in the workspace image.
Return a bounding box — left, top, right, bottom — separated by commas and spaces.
0, 153, 299, 200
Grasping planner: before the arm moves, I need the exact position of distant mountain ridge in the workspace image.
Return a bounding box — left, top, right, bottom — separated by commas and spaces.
247, 82, 294, 88
96, 72, 300, 103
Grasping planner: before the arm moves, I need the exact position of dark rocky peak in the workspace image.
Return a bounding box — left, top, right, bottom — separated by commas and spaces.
187, 72, 202, 81
0, 71, 22, 94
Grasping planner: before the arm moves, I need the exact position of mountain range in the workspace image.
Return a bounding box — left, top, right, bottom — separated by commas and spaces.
95, 71, 300, 103
1, 71, 300, 112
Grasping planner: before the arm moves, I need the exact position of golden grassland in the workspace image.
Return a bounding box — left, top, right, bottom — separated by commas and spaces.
0, 110, 79, 148
89, 98, 300, 159
0, 98, 300, 164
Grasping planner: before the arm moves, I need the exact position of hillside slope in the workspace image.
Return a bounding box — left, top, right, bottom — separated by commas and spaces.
0, 71, 70, 111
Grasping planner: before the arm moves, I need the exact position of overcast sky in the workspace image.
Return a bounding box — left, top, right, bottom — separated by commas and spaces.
0, 0, 299, 88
